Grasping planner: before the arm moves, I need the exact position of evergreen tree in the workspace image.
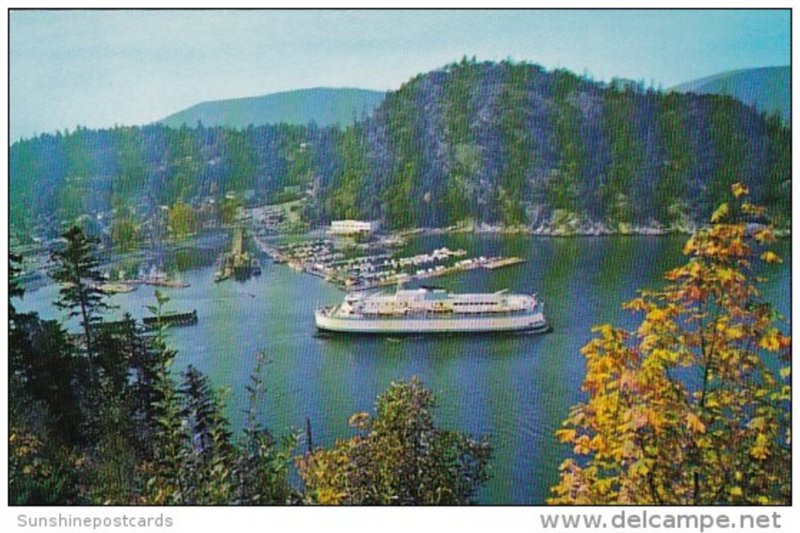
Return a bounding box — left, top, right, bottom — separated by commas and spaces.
180, 366, 231, 462
9, 252, 26, 376
178, 365, 235, 504
235, 352, 296, 504
12, 251, 84, 445
93, 315, 137, 398
298, 377, 491, 504
9, 253, 84, 502
140, 291, 188, 504
126, 319, 165, 459
50, 225, 114, 369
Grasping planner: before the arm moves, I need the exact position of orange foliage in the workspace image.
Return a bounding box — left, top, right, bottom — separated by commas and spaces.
549, 183, 790, 505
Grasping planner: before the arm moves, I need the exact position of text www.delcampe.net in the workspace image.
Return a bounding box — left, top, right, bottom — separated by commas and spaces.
540, 510, 783, 531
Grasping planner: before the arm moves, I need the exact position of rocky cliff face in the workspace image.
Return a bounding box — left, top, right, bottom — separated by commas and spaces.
325, 59, 789, 230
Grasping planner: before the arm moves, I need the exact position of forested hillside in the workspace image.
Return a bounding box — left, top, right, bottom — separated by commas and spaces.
10, 59, 791, 240
337, 59, 789, 229
10, 123, 327, 240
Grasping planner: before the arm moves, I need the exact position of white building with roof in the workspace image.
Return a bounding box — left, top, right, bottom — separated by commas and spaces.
328, 219, 380, 236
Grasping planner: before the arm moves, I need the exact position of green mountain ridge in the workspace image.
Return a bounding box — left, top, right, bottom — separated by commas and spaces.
668, 66, 789, 121
10, 60, 791, 242
159, 87, 387, 129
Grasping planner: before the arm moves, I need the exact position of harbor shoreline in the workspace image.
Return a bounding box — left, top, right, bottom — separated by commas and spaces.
395, 223, 791, 239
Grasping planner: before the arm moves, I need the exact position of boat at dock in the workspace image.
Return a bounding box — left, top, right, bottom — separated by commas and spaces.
136, 265, 190, 288
315, 287, 547, 334
148, 278, 190, 288
98, 282, 137, 294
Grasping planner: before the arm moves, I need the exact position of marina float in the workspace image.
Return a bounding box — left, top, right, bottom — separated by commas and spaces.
143, 309, 199, 329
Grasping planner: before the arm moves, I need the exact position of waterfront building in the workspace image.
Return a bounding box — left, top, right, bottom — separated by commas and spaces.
328, 219, 381, 236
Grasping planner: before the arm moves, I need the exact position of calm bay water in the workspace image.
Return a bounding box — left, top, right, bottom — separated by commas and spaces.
16, 234, 791, 504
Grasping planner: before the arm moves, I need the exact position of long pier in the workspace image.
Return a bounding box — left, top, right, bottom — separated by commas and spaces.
73, 312, 198, 343
143, 310, 198, 329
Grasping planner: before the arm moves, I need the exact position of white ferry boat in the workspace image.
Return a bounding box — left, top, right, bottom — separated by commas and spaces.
315, 287, 548, 334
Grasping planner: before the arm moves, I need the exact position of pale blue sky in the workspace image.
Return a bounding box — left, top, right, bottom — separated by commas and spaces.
10, 9, 790, 141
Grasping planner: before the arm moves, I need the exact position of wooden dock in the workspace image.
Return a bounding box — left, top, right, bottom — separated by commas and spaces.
143, 310, 198, 329
93, 317, 137, 335
483, 257, 526, 269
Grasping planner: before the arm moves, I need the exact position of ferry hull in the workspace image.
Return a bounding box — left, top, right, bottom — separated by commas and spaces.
314, 310, 548, 334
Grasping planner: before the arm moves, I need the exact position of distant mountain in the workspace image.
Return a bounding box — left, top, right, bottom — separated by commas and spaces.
160, 87, 387, 129
669, 66, 789, 121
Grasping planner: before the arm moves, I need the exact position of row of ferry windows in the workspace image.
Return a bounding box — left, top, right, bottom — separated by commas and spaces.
365, 301, 499, 307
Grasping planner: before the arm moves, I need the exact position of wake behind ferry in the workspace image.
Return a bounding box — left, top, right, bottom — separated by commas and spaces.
315, 286, 548, 334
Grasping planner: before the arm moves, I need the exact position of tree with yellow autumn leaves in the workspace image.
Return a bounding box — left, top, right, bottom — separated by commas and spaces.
550, 182, 791, 505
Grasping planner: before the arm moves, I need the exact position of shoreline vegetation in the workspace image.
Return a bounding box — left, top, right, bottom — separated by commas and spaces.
397, 221, 792, 239
10, 219, 790, 291
9, 219, 791, 262
9, 183, 790, 505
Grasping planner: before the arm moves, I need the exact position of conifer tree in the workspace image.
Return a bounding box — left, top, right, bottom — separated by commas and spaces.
235, 352, 296, 504
50, 225, 114, 369
140, 291, 187, 504
298, 377, 491, 505
178, 365, 236, 504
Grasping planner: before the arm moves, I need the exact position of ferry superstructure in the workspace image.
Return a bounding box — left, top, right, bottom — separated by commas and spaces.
314, 287, 547, 334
